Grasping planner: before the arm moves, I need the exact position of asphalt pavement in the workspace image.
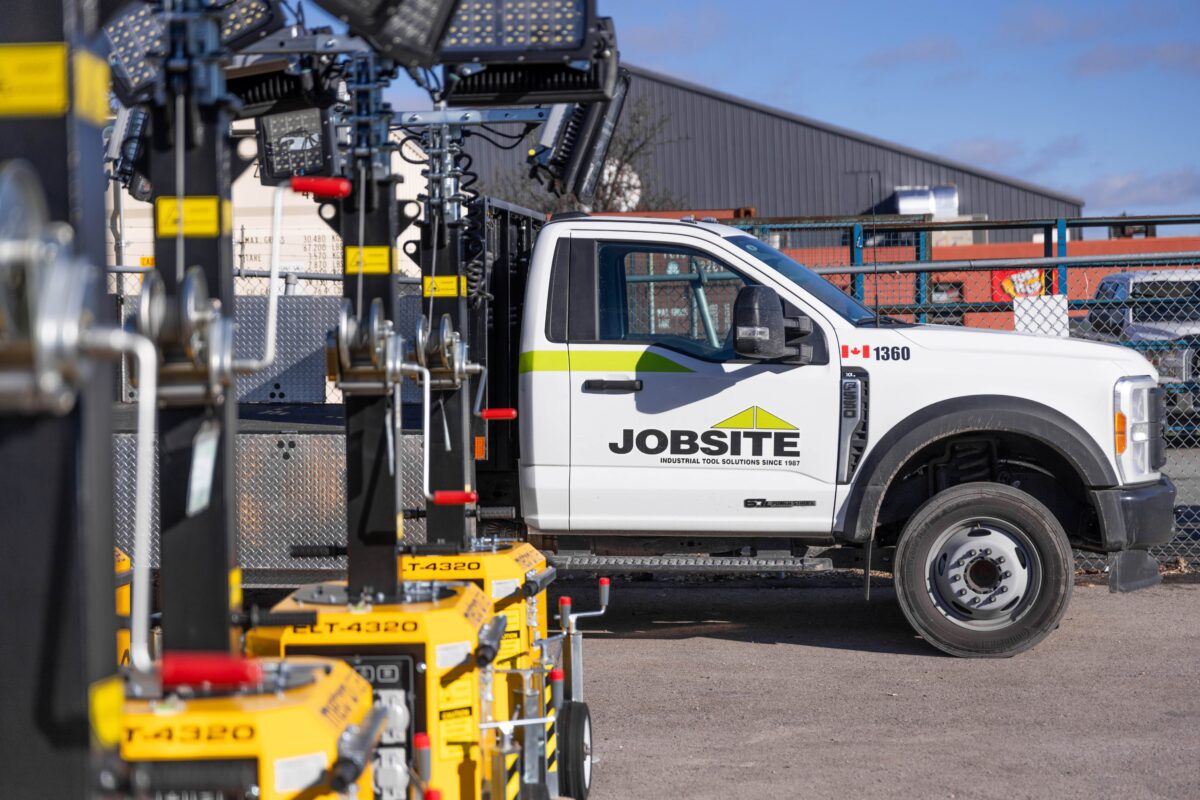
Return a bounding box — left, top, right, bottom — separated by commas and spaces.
556, 574, 1200, 800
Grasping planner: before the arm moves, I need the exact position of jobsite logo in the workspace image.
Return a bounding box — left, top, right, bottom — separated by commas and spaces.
608, 406, 802, 465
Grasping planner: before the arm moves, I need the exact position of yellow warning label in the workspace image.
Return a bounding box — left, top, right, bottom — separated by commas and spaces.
72, 50, 110, 127
88, 674, 123, 748
0, 44, 68, 117
229, 567, 243, 610
438, 706, 475, 760
498, 608, 522, 660
423, 275, 467, 298
344, 246, 393, 275
139, 256, 156, 267
156, 196, 223, 238
440, 673, 473, 709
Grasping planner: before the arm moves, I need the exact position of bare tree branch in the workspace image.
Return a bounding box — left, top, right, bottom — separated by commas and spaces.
475, 97, 687, 214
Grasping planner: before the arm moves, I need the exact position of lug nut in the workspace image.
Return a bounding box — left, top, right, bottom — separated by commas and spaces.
996, 556, 1005, 564
950, 575, 961, 583
999, 586, 1008, 593
969, 597, 980, 605
1002, 571, 1011, 579
982, 548, 992, 556
956, 589, 967, 596
967, 549, 977, 557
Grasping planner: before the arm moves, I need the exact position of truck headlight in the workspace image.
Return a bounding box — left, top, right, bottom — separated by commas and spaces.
1113, 375, 1161, 483
1155, 347, 1191, 384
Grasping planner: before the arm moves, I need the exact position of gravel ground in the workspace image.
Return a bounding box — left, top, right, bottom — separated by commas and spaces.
554, 574, 1200, 800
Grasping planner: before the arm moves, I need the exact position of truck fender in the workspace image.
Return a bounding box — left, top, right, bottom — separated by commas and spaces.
837, 395, 1118, 544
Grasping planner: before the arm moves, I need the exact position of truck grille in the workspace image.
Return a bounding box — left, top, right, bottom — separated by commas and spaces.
1149, 386, 1167, 471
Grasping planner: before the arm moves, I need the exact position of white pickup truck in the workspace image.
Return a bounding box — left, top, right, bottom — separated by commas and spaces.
502, 214, 1175, 657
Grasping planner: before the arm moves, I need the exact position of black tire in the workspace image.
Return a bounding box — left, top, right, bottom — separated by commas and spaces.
893, 482, 1073, 658
558, 701, 592, 800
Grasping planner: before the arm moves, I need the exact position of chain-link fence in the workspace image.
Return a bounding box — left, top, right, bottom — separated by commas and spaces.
741, 216, 1200, 569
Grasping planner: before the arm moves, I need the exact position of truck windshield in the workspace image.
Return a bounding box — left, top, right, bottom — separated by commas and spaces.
725, 235, 880, 324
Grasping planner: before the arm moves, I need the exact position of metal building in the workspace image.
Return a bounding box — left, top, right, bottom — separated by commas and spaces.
470, 64, 1083, 232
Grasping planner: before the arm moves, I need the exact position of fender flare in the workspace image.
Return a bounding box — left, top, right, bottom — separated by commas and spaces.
837, 395, 1118, 544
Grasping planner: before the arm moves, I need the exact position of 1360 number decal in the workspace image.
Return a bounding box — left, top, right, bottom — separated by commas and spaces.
875, 346, 911, 361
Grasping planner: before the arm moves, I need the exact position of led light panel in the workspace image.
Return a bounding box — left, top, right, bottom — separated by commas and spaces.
104, 0, 283, 105
256, 107, 334, 183
104, 2, 165, 106
442, 0, 593, 61
313, 0, 458, 66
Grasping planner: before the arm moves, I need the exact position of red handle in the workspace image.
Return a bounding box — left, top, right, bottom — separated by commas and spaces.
291, 176, 352, 198
413, 732, 430, 750
160, 652, 263, 689
480, 408, 518, 421
433, 490, 478, 506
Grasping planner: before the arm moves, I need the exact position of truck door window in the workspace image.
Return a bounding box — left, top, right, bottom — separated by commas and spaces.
593, 242, 748, 360
1131, 279, 1200, 323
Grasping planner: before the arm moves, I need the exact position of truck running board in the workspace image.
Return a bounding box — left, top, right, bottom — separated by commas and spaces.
547, 554, 834, 575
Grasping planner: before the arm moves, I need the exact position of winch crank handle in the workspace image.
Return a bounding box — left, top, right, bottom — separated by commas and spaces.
233, 184, 288, 373
291, 176, 352, 199
81, 326, 157, 677
392, 379, 403, 536
569, 578, 612, 627
402, 361, 433, 501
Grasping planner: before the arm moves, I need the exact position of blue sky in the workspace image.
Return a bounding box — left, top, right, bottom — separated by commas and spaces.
321, 0, 1200, 220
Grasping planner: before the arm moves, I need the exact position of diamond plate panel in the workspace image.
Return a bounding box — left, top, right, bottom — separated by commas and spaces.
113, 432, 427, 572
237, 434, 347, 569
234, 296, 342, 403
122, 291, 421, 406
112, 434, 160, 565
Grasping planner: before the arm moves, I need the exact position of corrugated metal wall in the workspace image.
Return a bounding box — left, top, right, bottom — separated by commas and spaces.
467, 65, 1082, 240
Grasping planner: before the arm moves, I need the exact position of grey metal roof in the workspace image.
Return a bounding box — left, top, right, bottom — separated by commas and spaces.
466, 63, 1085, 224
625, 65, 1084, 208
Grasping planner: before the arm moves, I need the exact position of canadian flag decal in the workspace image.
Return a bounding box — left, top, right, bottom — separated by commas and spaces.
841, 344, 870, 359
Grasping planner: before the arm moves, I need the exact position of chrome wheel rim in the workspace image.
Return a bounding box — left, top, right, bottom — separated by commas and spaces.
582, 713, 593, 787
924, 516, 1041, 631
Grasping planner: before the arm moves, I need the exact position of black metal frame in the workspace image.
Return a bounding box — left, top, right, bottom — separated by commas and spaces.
470, 198, 545, 512
0, 2, 117, 793
147, 1, 242, 653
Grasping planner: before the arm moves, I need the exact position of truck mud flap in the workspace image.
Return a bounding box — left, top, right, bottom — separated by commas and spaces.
1107, 550, 1162, 593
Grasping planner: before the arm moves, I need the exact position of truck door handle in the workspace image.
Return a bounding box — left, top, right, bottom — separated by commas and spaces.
582, 379, 643, 393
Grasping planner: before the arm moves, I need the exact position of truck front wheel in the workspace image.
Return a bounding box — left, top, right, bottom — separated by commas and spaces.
893, 482, 1073, 658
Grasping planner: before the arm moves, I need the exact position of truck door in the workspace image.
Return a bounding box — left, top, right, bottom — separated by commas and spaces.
563, 234, 840, 534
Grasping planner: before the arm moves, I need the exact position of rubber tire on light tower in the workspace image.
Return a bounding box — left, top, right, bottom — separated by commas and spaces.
893, 482, 1074, 658
558, 700, 592, 800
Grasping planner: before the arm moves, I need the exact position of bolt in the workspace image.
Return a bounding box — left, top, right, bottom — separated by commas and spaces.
956, 559, 965, 568
1002, 571, 1011, 579
996, 556, 1006, 564
967, 549, 977, 556
982, 548, 992, 556
950, 575, 961, 583
999, 586, 1009, 593
969, 597, 980, 605
956, 589, 967, 597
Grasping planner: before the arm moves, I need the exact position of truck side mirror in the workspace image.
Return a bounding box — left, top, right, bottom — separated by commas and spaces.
733, 285, 814, 363
734, 285, 788, 359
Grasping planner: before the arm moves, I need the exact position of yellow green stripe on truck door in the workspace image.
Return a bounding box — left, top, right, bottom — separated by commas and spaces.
518, 350, 693, 374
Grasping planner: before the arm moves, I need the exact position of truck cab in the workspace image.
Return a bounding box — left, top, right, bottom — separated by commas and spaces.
511, 215, 1176, 657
